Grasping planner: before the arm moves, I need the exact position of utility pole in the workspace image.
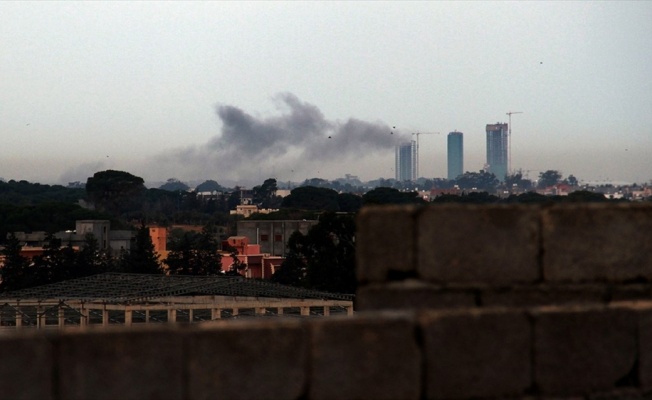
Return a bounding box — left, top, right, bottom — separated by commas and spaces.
411, 132, 440, 179
506, 111, 523, 174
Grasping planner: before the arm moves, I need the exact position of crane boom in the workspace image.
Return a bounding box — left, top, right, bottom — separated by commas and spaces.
411, 131, 440, 179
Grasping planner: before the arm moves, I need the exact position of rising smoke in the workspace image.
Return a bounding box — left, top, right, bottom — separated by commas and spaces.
157, 93, 410, 182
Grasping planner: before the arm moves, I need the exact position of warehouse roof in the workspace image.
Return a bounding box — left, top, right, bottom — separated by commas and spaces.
0, 273, 354, 303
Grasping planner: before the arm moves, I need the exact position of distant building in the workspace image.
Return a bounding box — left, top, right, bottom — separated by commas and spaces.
7, 220, 165, 259
237, 220, 318, 257
395, 141, 417, 181
447, 131, 464, 180
486, 123, 509, 182
230, 205, 278, 218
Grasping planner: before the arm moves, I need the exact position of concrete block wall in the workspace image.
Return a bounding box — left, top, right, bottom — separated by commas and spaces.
3, 303, 652, 399
356, 203, 652, 310
2, 203, 652, 399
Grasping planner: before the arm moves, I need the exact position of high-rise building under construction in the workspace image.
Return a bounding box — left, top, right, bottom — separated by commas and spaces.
395, 141, 417, 181
486, 123, 508, 181
447, 131, 463, 180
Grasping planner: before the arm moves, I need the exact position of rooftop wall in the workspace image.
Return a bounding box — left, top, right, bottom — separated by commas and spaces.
2, 203, 652, 400
356, 203, 652, 311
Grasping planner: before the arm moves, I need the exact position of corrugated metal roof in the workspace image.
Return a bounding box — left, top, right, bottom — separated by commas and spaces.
0, 273, 354, 304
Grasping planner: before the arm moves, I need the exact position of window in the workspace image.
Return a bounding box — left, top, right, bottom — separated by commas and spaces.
260, 234, 269, 242
274, 234, 282, 242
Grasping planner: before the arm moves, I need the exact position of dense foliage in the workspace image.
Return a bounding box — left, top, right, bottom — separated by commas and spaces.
0, 233, 120, 292
164, 226, 222, 275
271, 212, 356, 294
0, 179, 85, 205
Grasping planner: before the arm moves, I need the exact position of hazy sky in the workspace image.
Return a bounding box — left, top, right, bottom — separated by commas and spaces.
2, 1, 651, 186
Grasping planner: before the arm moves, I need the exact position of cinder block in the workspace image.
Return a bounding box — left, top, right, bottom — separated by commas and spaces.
609, 284, 652, 302
533, 305, 638, 395
310, 312, 421, 400
420, 308, 532, 399
482, 284, 606, 307
637, 303, 652, 389
356, 280, 476, 311
57, 327, 184, 400
587, 388, 650, 399
357, 206, 419, 283
187, 319, 307, 400
0, 333, 54, 400
418, 205, 540, 284
542, 204, 652, 282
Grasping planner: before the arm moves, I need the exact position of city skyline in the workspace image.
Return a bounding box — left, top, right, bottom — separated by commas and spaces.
2, 2, 651, 185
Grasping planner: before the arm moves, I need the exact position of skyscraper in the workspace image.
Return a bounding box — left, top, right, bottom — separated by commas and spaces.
486, 123, 508, 181
447, 131, 463, 180
395, 141, 416, 181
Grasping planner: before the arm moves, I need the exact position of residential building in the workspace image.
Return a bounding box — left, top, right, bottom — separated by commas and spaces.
486, 123, 509, 182
237, 220, 318, 257
395, 141, 417, 181
221, 236, 284, 279
447, 131, 464, 180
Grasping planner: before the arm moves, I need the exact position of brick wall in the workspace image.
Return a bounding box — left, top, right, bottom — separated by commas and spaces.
2, 203, 652, 399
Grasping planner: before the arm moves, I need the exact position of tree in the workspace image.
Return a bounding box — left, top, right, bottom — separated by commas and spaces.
337, 193, 363, 212
195, 180, 223, 193
537, 170, 562, 189
86, 170, 146, 214
565, 175, 579, 187
362, 187, 425, 205
431, 192, 499, 204
31, 233, 75, 283
224, 249, 247, 276
227, 187, 242, 211
159, 178, 190, 192
252, 178, 281, 208
303, 212, 356, 294
76, 233, 114, 275
0, 233, 31, 292
272, 213, 356, 294
165, 226, 222, 275
455, 171, 499, 193
504, 172, 533, 191
281, 186, 340, 211
565, 190, 607, 202
271, 232, 307, 287
120, 223, 161, 274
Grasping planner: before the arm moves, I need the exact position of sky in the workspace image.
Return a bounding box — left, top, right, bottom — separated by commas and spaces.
2, 1, 651, 187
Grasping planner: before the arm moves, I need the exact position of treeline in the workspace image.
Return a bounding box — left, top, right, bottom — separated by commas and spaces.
0, 179, 85, 205
0, 171, 246, 244
431, 190, 616, 204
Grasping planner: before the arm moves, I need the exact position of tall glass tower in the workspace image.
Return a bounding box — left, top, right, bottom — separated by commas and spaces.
395, 141, 417, 181
486, 123, 508, 181
447, 131, 463, 180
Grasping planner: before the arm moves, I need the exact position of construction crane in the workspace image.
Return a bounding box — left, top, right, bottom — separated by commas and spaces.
412, 131, 440, 178
506, 111, 523, 175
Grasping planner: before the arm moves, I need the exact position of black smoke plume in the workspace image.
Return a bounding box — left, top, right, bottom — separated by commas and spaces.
161, 93, 409, 181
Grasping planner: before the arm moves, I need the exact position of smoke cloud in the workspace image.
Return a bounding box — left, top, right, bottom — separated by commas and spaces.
157, 93, 410, 182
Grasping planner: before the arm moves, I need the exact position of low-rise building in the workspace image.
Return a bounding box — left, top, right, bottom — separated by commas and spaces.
237, 220, 318, 257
